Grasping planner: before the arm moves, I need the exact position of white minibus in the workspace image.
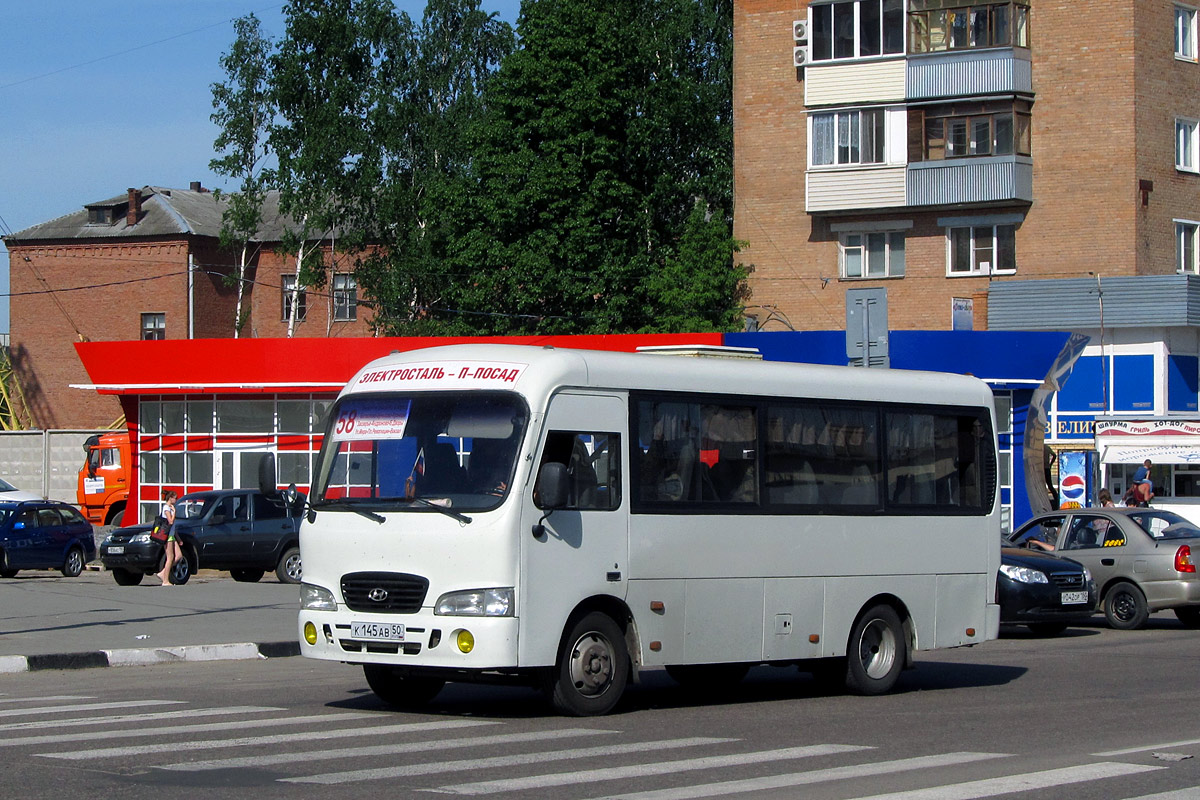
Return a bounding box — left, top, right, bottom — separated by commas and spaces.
272, 343, 1001, 716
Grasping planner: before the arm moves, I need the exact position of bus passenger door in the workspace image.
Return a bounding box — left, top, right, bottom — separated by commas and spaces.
519, 392, 629, 665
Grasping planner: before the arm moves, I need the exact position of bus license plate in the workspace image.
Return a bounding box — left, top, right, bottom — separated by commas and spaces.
1061, 591, 1089, 605
351, 622, 405, 641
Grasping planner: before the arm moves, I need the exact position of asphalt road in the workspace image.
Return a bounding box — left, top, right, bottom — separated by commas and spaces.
0, 566, 300, 661
0, 614, 1198, 800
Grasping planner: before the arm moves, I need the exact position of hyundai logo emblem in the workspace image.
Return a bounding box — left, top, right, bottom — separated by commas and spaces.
368, 588, 389, 603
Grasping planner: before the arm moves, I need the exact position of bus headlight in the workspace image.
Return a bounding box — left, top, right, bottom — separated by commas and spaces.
300, 583, 338, 611
435, 588, 514, 617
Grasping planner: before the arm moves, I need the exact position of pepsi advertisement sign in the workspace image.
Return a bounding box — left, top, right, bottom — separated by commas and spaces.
1058, 451, 1092, 508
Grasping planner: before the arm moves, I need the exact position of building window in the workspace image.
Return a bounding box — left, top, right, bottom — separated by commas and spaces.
332, 273, 357, 322
87, 207, 115, 225
1178, 118, 1199, 172
1178, 5, 1198, 60
947, 224, 1016, 275
141, 313, 165, 340
840, 232, 906, 278
281, 275, 307, 322
811, 0, 905, 62
1178, 221, 1200, 273
908, 1, 1029, 53
921, 101, 1031, 161
812, 109, 886, 166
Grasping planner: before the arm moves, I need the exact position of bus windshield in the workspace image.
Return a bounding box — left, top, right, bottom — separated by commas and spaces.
312, 391, 528, 513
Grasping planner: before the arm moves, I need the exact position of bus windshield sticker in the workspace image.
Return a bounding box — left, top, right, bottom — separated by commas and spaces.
333, 398, 412, 441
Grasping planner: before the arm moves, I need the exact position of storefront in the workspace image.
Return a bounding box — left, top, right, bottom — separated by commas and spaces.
1095, 418, 1200, 523
74, 330, 1076, 529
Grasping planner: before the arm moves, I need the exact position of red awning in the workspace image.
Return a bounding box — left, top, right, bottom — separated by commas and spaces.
74, 334, 724, 395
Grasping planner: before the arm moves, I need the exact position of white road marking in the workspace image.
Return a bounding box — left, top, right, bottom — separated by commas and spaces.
41, 718, 496, 759
1096, 739, 1200, 757
3, 711, 377, 748
574, 752, 1010, 800
0, 699, 181, 718
167, 727, 615, 772
0, 696, 92, 704
0, 705, 278, 732
844, 762, 1165, 800
432, 743, 879, 795
283, 737, 746, 786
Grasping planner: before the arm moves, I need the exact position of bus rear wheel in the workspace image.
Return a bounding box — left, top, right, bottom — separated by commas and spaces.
845, 604, 906, 695
546, 611, 629, 716
363, 664, 445, 709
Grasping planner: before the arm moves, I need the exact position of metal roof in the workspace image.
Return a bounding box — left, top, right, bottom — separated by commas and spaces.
3, 186, 305, 245
988, 275, 1200, 330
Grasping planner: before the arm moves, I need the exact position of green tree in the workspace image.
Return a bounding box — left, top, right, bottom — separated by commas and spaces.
210, 13, 276, 337
444, 0, 743, 335
269, 0, 408, 335
355, 0, 514, 335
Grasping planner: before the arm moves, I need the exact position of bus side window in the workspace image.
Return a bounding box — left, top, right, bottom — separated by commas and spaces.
537, 432, 620, 511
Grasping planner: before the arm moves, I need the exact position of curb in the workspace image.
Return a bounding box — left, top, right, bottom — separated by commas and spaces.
0, 641, 301, 674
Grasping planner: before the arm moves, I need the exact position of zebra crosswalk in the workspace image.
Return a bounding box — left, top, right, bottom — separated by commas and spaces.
0, 692, 1193, 799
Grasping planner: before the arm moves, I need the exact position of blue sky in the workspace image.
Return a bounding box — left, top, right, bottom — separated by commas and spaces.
0, 0, 521, 335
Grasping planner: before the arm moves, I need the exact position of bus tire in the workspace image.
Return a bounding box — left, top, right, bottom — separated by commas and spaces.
845, 604, 906, 695
363, 664, 444, 709
1104, 581, 1148, 630
546, 611, 629, 717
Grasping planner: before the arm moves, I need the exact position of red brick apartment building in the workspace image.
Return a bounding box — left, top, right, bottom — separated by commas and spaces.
4, 185, 370, 428
734, 0, 1200, 332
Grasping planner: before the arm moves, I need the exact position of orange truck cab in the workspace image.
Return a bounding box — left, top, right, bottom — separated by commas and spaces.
78, 432, 131, 526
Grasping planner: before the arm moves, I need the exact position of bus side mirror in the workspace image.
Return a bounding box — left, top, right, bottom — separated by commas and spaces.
532, 462, 569, 541
258, 453, 278, 498
536, 463, 569, 510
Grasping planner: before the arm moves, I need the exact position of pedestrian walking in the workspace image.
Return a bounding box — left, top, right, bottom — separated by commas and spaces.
155, 490, 179, 586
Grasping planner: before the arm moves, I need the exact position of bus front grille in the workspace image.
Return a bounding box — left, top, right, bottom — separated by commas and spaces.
341, 572, 429, 613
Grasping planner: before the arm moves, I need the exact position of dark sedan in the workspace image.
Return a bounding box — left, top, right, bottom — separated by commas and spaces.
999, 538, 1097, 634
0, 500, 97, 578
99, 489, 304, 586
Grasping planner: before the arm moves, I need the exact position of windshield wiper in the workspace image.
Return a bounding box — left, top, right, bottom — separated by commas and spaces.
399, 496, 473, 525
313, 499, 385, 524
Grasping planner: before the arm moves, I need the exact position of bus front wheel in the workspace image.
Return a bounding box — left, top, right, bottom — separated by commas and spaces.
546, 611, 629, 716
845, 604, 906, 695
363, 664, 445, 709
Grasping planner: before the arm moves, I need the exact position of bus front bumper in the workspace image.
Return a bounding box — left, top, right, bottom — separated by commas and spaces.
299, 612, 520, 670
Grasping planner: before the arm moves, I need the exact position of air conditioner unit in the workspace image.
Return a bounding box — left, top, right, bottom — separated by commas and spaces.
793, 45, 809, 67
793, 19, 808, 42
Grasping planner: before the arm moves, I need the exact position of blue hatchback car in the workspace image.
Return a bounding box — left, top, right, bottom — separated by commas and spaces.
0, 500, 97, 578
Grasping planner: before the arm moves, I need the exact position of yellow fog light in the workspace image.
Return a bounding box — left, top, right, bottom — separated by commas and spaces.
304, 621, 318, 645
456, 629, 475, 653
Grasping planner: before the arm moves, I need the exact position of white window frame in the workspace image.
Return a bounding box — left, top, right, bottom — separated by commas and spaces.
1177, 219, 1200, 273
1178, 117, 1199, 172
282, 274, 308, 322
810, 108, 887, 167
1178, 4, 1198, 61
140, 312, 165, 341
332, 273, 357, 322
839, 231, 906, 279
946, 224, 1017, 277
